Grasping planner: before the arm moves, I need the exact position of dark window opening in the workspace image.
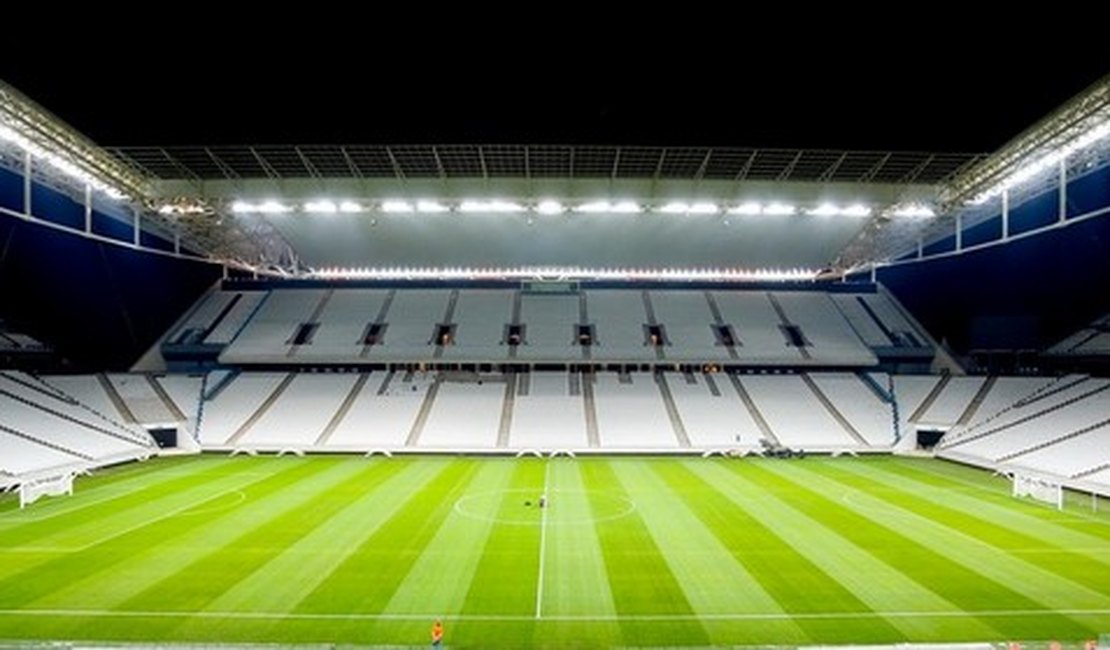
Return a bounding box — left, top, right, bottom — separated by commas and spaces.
780, 324, 808, 347
173, 327, 205, 345
899, 331, 922, 347
576, 324, 595, 347
505, 324, 525, 346
433, 323, 456, 346
290, 322, 319, 346
644, 324, 667, 347
362, 323, 387, 346
713, 324, 739, 347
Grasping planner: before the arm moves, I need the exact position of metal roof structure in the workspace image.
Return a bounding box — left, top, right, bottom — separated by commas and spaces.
108, 144, 984, 185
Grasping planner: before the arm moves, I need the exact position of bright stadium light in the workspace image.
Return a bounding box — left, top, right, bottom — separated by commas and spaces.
688, 202, 719, 215
257, 200, 293, 214
230, 200, 292, 214
763, 202, 796, 216
308, 265, 819, 282
806, 203, 840, 217
728, 202, 763, 216
841, 204, 872, 218
0, 123, 129, 200
535, 200, 565, 215
890, 204, 937, 218
574, 201, 611, 213
975, 119, 1110, 203
574, 200, 642, 214
659, 202, 690, 214
459, 200, 525, 213
381, 200, 414, 213
304, 200, 338, 214
416, 200, 450, 213
339, 201, 363, 213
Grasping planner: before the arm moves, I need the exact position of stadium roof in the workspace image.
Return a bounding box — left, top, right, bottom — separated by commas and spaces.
108, 145, 983, 186
4, 69, 1110, 278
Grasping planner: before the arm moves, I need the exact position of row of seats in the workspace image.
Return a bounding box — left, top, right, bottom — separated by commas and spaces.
195, 370, 898, 452
167, 288, 925, 366
0, 371, 158, 479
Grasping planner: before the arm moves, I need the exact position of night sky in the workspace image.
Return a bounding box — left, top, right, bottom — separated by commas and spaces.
1, 19, 1107, 153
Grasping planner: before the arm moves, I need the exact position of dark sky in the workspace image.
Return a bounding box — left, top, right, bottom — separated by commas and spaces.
2, 20, 1107, 153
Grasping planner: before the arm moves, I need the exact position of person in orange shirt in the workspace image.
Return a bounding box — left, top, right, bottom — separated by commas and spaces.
431, 618, 444, 647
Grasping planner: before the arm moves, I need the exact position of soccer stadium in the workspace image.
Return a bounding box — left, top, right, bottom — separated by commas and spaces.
2, 60, 1110, 649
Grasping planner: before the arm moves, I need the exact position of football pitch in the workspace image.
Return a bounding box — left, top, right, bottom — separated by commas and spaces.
1, 454, 1109, 647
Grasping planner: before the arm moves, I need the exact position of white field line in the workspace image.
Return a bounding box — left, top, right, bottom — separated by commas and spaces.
0, 607, 1108, 623
535, 460, 550, 619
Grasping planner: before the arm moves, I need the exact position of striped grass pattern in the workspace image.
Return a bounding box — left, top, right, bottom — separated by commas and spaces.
1, 455, 1109, 647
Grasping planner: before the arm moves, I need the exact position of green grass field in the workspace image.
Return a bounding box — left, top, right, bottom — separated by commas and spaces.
1, 454, 1109, 648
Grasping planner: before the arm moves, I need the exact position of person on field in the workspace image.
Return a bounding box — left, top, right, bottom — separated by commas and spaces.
431, 618, 444, 647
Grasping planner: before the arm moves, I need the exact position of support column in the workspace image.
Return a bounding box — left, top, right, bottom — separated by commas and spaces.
1058, 157, 1067, 222
22, 150, 32, 217
1001, 189, 1010, 240
84, 185, 92, 233
174, 230, 181, 255
916, 238, 923, 259
955, 213, 963, 252
132, 209, 141, 247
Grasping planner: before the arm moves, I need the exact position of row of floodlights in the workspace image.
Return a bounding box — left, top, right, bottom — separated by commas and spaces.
223, 199, 938, 219
310, 265, 820, 282
0, 122, 127, 200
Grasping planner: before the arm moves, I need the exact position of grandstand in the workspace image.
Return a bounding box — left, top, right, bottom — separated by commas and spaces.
2, 68, 1110, 648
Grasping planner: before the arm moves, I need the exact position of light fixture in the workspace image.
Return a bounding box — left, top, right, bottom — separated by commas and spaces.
535, 200, 565, 215
381, 200, 414, 213
688, 202, 719, 215
889, 204, 936, 218
417, 200, 450, 213
763, 203, 797, 216
309, 265, 819, 282
728, 202, 762, 216
304, 200, 338, 214
840, 204, 872, 218
459, 200, 525, 213
806, 203, 841, 217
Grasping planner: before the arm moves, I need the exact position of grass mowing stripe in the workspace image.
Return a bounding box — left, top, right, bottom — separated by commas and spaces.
0, 456, 244, 550
292, 459, 476, 616
379, 461, 518, 617
580, 459, 711, 648
658, 461, 906, 645
538, 459, 621, 648
611, 460, 808, 646
459, 459, 543, 617
187, 459, 440, 617
0, 456, 210, 521
689, 460, 998, 642
829, 459, 1110, 587
28, 458, 406, 614
0, 458, 329, 611
612, 460, 809, 647
890, 457, 1110, 541
732, 461, 1028, 638
114, 457, 390, 618
753, 461, 1102, 641
781, 461, 1110, 610
437, 456, 546, 643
